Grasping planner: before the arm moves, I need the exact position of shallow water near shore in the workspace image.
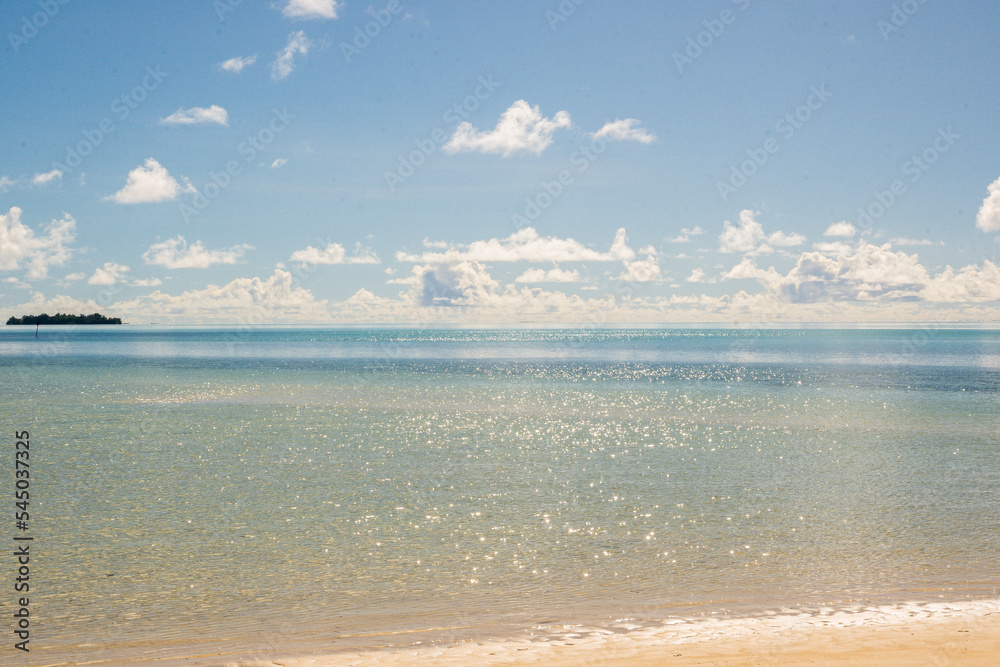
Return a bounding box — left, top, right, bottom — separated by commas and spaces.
2, 327, 998, 664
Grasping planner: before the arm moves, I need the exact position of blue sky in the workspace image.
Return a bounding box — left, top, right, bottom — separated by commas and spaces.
1, 0, 999, 324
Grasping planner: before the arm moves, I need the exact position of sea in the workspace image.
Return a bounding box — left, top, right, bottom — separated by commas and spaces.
1, 326, 998, 665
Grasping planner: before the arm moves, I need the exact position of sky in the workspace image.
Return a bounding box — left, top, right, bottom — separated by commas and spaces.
1, 0, 999, 325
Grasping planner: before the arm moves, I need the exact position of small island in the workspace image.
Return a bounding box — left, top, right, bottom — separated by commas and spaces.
6, 312, 123, 325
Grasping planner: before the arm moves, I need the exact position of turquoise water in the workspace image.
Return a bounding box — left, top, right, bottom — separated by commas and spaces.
2, 327, 999, 664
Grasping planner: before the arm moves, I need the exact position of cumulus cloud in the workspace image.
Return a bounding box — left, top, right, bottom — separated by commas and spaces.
835, 243, 929, 292
617, 255, 661, 283
143, 236, 252, 269
823, 221, 856, 238
271, 158, 288, 169
718, 209, 806, 255
396, 227, 635, 264
975, 176, 1000, 232
514, 267, 581, 283
0, 207, 76, 279
131, 278, 163, 287
667, 226, 705, 243
159, 105, 229, 126
106, 158, 192, 204
20, 277, 722, 325
219, 55, 258, 73
443, 100, 572, 156
88, 262, 130, 285
722, 257, 784, 289
282, 0, 339, 19
120, 269, 328, 323
923, 261, 1000, 302
21, 260, 1000, 325
32, 169, 63, 185
616, 245, 661, 283
723, 241, 933, 303
413, 261, 500, 307
272, 31, 311, 81
374, 269, 766, 323
592, 118, 656, 144
290, 242, 380, 265
7, 292, 105, 319
686, 268, 707, 283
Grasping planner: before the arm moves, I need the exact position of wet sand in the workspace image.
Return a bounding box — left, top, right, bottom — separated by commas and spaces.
211, 602, 999, 667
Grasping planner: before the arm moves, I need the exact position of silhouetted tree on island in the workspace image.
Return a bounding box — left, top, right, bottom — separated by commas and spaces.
5, 313, 123, 325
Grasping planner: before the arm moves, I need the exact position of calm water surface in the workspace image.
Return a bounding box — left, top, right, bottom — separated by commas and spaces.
2, 327, 998, 663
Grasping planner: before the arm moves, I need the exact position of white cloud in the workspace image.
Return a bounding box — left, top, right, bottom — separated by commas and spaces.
5, 272, 323, 325
890, 238, 940, 247
514, 267, 582, 283
812, 241, 853, 254
396, 227, 635, 264
282, 0, 339, 19
63, 272, 86, 281
88, 262, 130, 285
823, 221, 856, 237
0, 207, 76, 279
0, 176, 17, 192
836, 243, 928, 290
106, 158, 191, 204
159, 105, 229, 126
617, 254, 661, 283
131, 278, 163, 287
975, 176, 1000, 232
4, 276, 31, 289
7, 293, 105, 319
718, 209, 805, 255
23, 260, 1000, 326
385, 273, 416, 286
722, 257, 784, 291
411, 261, 500, 307
723, 241, 932, 303
271, 158, 288, 169
667, 226, 705, 243
290, 242, 380, 265
923, 261, 1000, 302
272, 31, 311, 81
143, 236, 252, 269
219, 54, 258, 73
32, 169, 63, 185
685, 268, 706, 283
374, 270, 755, 322
443, 100, 572, 156
114, 269, 329, 323
592, 118, 656, 144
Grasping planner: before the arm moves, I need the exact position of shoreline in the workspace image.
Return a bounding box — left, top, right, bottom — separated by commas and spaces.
48, 599, 998, 667
253, 602, 1000, 667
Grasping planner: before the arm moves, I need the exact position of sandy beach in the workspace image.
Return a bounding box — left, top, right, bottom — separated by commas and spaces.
526, 617, 1000, 667
183, 602, 1000, 667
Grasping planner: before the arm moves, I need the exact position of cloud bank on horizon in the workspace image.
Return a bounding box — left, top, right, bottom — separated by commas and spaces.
1, 1, 998, 324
